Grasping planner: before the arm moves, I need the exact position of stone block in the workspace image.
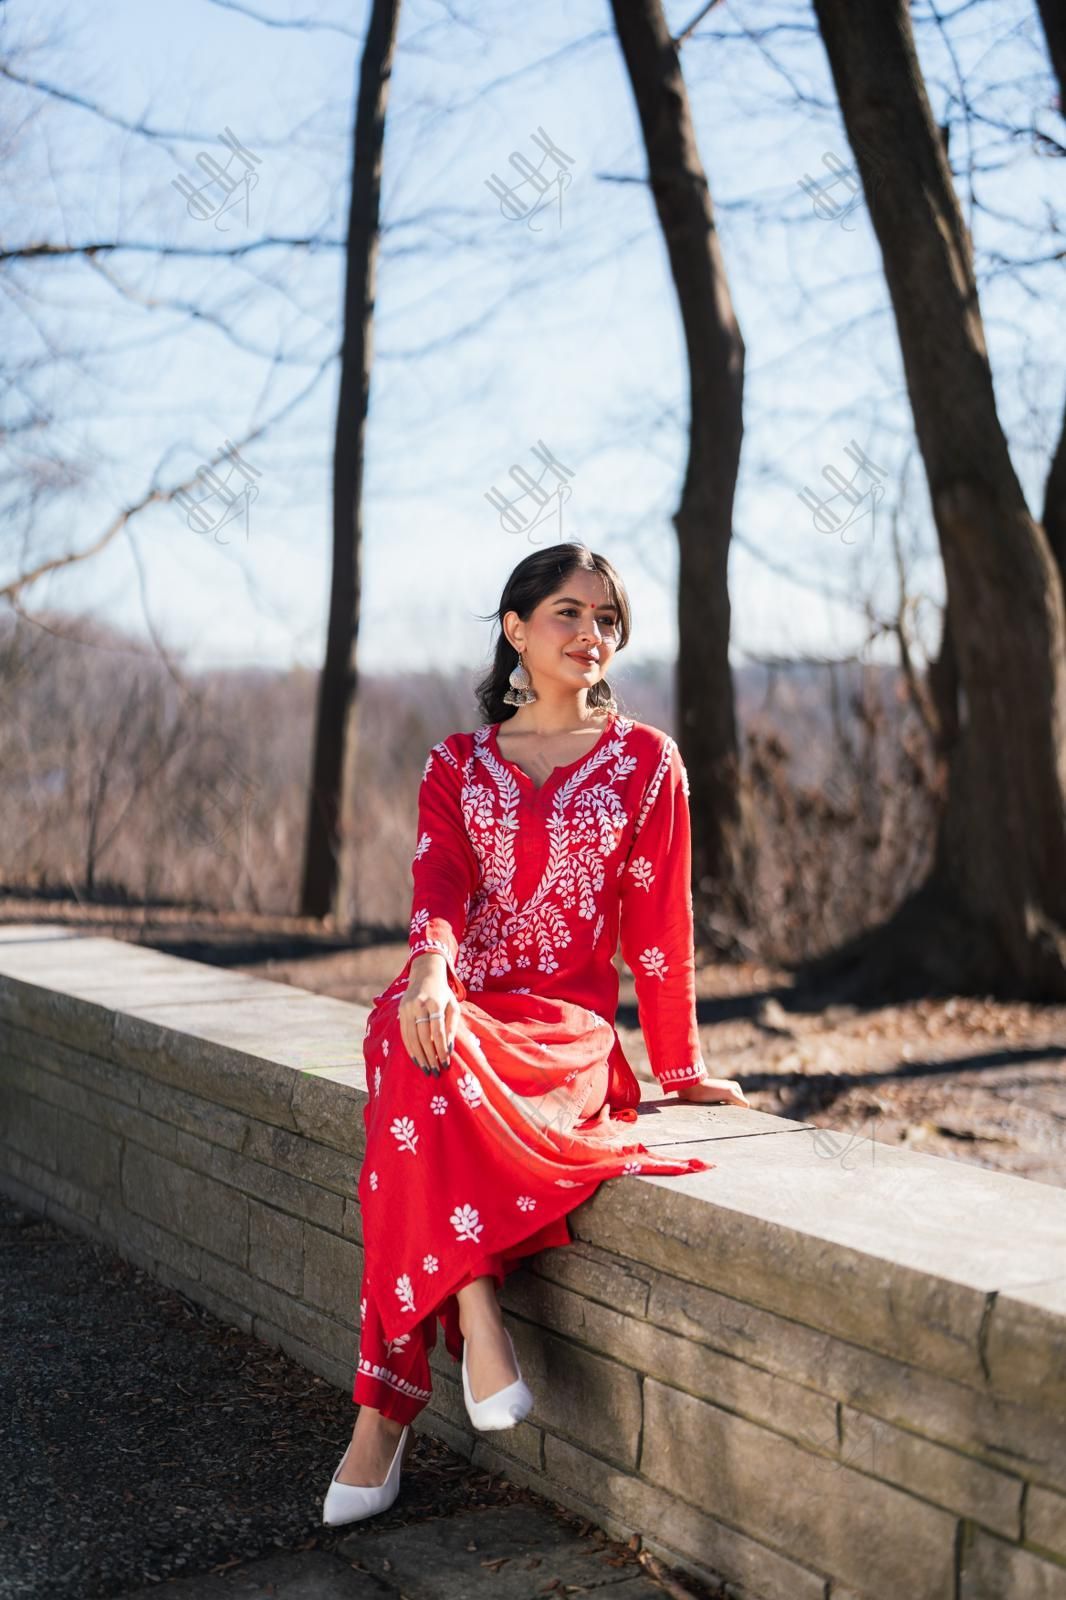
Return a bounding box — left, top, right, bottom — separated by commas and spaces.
959, 1524, 1066, 1600
506, 1319, 642, 1468
121, 1142, 248, 1267
985, 1278, 1066, 1419
55, 1106, 123, 1205
96, 1196, 203, 1283
1, 1084, 57, 1171
111, 1010, 301, 1127
2, 1143, 100, 1229
505, 1268, 834, 1450
199, 1251, 355, 1368
526, 1236, 654, 1319
646, 1268, 1066, 1495
841, 1404, 1023, 1539
302, 1222, 361, 1324
642, 1375, 956, 1600
248, 1198, 304, 1298
1029, 1485, 1066, 1561
543, 1431, 823, 1600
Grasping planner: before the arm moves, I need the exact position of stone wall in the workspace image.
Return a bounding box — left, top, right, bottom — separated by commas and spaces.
1, 925, 1064, 1600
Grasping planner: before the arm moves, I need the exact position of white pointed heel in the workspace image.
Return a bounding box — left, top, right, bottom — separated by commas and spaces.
321, 1422, 410, 1526
462, 1326, 534, 1431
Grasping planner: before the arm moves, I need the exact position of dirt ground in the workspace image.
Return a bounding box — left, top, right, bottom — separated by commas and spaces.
4, 896, 1065, 1192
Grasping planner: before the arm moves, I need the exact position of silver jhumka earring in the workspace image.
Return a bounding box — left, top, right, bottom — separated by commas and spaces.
503, 652, 537, 706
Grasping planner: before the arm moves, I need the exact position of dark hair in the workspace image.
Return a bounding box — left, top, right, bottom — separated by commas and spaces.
474, 542, 632, 726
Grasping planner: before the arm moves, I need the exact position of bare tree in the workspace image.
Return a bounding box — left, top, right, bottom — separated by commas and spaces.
299, 0, 401, 924
608, 0, 754, 954
809, 0, 1066, 998
1035, 0, 1066, 104
1034, 0, 1066, 589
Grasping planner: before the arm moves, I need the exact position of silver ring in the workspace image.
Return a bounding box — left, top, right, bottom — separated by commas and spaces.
415, 1010, 445, 1023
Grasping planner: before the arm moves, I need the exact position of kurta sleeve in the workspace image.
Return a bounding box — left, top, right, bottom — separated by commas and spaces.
391, 737, 478, 1004
618, 736, 708, 1091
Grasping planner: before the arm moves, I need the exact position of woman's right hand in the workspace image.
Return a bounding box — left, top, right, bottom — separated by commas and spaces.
399, 952, 459, 1077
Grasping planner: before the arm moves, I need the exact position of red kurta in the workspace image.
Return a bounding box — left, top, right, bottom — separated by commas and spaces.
353, 710, 715, 1420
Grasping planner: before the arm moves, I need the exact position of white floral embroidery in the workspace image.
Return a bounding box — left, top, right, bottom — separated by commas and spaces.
457, 1068, 482, 1109
516, 1195, 536, 1211
639, 945, 668, 980
426, 739, 460, 777
431, 1094, 448, 1115
390, 1115, 419, 1153
623, 1160, 643, 1174
627, 855, 655, 890
409, 936, 452, 965
660, 1060, 707, 1085
450, 1203, 484, 1242
374, 1063, 382, 1095
554, 1178, 583, 1187
385, 721, 689, 1106
357, 1356, 431, 1401
369, 1170, 379, 1190
395, 1273, 416, 1313
382, 1038, 390, 1056
630, 736, 673, 839
360, 1295, 367, 1321
385, 1331, 411, 1355
423, 1254, 439, 1273
454, 718, 638, 990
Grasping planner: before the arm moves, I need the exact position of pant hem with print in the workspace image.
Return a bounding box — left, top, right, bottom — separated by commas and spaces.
351, 1217, 571, 1423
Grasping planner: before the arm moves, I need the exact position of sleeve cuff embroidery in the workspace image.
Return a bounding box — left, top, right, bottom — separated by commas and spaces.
406, 935, 467, 1001
658, 1060, 708, 1088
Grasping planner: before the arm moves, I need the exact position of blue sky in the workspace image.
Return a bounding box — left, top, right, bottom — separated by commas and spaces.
2, 0, 1061, 676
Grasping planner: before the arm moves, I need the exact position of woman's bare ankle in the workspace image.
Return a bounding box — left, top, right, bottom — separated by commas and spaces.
353, 1405, 405, 1438
457, 1282, 502, 1341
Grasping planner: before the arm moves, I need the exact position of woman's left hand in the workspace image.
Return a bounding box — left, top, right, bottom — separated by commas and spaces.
673, 1075, 750, 1108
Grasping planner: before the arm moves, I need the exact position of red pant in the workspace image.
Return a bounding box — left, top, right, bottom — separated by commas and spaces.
351, 1223, 571, 1423
351, 1002, 614, 1423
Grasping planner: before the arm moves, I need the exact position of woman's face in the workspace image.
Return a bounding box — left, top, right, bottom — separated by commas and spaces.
505, 571, 620, 693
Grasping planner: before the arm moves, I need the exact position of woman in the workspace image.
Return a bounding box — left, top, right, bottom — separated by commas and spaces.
323, 543, 749, 1525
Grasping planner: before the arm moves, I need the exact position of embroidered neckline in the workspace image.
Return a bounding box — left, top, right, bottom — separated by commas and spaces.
488, 711, 617, 795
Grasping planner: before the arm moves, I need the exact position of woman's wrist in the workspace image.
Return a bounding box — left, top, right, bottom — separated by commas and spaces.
409, 949, 447, 972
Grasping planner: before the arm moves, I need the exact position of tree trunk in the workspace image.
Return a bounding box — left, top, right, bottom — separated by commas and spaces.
608, 0, 754, 952
811, 0, 1066, 997
300, 0, 401, 923
1035, 0, 1066, 109
1045, 400, 1066, 592
1035, 1, 1066, 592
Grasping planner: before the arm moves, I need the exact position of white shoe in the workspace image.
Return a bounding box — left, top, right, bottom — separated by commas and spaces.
321, 1423, 409, 1526
462, 1326, 534, 1430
